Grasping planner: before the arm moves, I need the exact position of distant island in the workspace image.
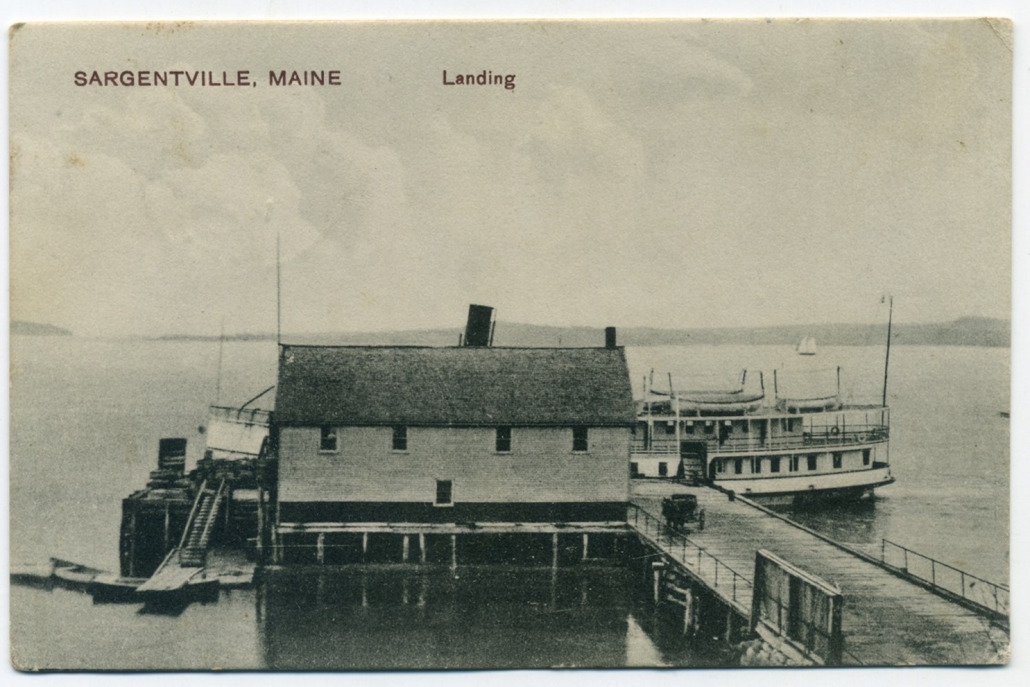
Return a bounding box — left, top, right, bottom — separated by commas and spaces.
155, 316, 1009, 348
11, 320, 73, 337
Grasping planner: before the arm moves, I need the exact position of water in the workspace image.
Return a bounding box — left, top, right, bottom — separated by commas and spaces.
8, 337, 1009, 669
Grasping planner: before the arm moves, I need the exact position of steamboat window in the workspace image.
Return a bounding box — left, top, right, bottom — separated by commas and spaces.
807, 454, 817, 471
753, 458, 762, 474
572, 426, 589, 452
319, 425, 338, 453
741, 421, 749, 433
832, 452, 843, 469
704, 423, 714, 435
790, 455, 800, 472
435, 479, 453, 506
665, 423, 676, 434
496, 426, 512, 453
863, 449, 871, 466
630, 462, 640, 477
770, 457, 781, 473
734, 459, 743, 474
392, 426, 408, 452
716, 459, 726, 473
658, 462, 668, 477
684, 424, 695, 434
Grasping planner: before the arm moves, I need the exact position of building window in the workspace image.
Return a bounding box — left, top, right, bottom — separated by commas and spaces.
770, 457, 781, 473
863, 449, 871, 466
753, 458, 762, 474
496, 426, 512, 453
392, 426, 408, 452
807, 454, 817, 471
658, 462, 668, 477
734, 459, 743, 474
832, 452, 843, 469
435, 479, 452, 506
319, 425, 338, 452
572, 426, 589, 452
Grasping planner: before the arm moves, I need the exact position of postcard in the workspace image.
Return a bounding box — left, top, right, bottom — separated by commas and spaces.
8, 19, 1011, 670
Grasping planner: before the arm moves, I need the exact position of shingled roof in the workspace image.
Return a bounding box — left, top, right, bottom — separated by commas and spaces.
274, 345, 635, 427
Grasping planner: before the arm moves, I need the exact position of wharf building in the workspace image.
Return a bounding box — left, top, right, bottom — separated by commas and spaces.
265, 307, 637, 565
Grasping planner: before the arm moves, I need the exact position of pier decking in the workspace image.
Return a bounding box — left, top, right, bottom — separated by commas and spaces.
630, 482, 1008, 666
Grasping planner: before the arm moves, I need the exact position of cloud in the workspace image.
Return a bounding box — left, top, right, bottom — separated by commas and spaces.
11, 83, 413, 336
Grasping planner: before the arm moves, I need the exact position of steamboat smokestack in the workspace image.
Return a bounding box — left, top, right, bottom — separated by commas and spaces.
463, 304, 494, 347
605, 326, 617, 349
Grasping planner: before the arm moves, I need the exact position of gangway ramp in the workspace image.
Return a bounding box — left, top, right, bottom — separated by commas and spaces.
629, 482, 1008, 665
137, 479, 226, 594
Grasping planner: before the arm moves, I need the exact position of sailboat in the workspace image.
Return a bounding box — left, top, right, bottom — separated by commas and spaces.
796, 336, 817, 356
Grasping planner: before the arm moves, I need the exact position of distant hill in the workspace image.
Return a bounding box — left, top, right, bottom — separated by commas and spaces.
160, 316, 1008, 348
11, 320, 72, 337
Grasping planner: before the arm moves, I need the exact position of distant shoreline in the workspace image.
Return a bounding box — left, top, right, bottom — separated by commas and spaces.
147, 317, 1009, 348
10, 321, 72, 337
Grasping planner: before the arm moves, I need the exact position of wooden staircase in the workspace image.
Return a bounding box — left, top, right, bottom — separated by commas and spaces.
136, 479, 226, 594
179, 480, 226, 567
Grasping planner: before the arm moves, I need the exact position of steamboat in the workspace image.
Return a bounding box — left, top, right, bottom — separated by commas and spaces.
630, 367, 894, 503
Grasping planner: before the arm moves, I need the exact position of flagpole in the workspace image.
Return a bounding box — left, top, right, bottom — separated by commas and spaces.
882, 296, 893, 407
276, 230, 282, 347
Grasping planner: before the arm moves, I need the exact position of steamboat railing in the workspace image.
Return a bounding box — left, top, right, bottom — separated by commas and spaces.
880, 538, 1009, 617
632, 425, 888, 456
628, 502, 752, 613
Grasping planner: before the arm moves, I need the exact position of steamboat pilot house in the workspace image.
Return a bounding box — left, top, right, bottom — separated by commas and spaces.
268, 307, 635, 564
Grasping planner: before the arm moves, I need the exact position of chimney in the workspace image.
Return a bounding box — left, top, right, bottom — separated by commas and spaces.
605, 326, 617, 349
463, 304, 494, 347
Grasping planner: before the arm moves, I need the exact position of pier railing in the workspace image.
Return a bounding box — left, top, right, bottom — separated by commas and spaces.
629, 503, 752, 613
880, 539, 1009, 617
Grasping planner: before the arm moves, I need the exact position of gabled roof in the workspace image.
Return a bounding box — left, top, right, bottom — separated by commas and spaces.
274, 345, 635, 427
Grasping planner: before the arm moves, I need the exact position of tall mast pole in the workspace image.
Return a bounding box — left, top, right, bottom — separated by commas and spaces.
882, 295, 893, 407
215, 317, 225, 404
276, 230, 282, 347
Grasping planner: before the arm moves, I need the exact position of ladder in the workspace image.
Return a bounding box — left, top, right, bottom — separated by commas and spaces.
178, 479, 226, 567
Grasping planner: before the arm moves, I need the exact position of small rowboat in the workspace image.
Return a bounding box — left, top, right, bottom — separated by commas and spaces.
51, 558, 105, 590
88, 573, 148, 603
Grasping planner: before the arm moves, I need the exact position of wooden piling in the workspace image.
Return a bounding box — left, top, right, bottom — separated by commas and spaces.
163, 503, 171, 552
683, 586, 695, 635
652, 561, 665, 603
129, 510, 137, 577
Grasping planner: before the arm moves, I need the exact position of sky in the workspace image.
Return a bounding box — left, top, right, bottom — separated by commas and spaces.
8, 19, 1012, 337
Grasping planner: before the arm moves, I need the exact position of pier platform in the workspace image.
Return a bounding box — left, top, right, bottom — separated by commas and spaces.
630, 481, 1008, 666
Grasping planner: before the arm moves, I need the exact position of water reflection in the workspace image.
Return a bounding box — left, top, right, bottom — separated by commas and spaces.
256, 565, 728, 670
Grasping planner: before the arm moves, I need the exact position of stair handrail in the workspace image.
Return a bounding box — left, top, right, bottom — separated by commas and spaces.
177, 478, 209, 552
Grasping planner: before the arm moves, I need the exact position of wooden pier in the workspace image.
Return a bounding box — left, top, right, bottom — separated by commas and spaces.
629, 481, 1009, 665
